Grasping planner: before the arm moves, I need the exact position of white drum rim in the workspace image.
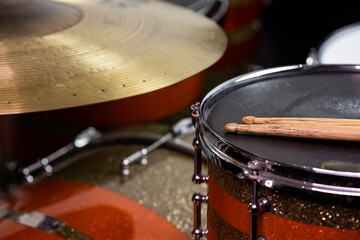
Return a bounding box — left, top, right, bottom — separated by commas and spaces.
318, 22, 360, 64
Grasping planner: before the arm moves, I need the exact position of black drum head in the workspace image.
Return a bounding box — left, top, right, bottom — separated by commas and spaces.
202, 65, 360, 173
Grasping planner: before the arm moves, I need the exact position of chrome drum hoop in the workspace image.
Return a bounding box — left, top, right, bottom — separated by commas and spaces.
197, 64, 360, 197
198, 129, 360, 197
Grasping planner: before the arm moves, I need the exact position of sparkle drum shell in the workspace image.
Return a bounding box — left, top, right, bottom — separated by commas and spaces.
196, 65, 360, 239
0, 181, 189, 240
0, 131, 204, 239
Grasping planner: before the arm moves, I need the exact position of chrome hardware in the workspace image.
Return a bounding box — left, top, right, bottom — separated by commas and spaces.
192, 193, 208, 240
249, 181, 259, 240
247, 160, 262, 178
40, 157, 53, 176
191, 103, 200, 122
248, 179, 271, 240
192, 138, 209, 184
257, 236, 268, 240
22, 127, 101, 183
306, 48, 320, 65
120, 148, 148, 176
191, 103, 209, 239
0, 210, 92, 239
257, 196, 271, 213
191, 102, 208, 184
16, 211, 66, 233
74, 127, 101, 148
247, 160, 271, 240
120, 117, 194, 177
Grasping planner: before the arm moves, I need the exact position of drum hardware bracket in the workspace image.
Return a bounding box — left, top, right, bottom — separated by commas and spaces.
21, 127, 101, 183
191, 103, 201, 121
306, 48, 320, 66
192, 193, 208, 240
192, 138, 209, 184
191, 103, 210, 239
248, 160, 271, 240
191, 103, 208, 184
120, 117, 195, 177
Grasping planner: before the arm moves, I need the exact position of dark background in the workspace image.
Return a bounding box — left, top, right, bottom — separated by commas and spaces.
255, 0, 360, 68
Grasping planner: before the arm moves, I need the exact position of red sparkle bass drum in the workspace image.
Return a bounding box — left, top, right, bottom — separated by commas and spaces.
191, 65, 360, 240
0, 181, 188, 240
0, 128, 204, 239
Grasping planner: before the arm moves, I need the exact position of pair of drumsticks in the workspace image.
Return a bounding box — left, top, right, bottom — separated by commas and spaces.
225, 116, 360, 141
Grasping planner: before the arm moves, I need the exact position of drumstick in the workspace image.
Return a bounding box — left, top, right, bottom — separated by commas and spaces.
224, 123, 360, 141
242, 116, 360, 126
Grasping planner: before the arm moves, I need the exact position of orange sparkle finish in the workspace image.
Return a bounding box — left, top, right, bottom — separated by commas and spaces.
0, 181, 188, 240
207, 226, 219, 240
208, 177, 360, 240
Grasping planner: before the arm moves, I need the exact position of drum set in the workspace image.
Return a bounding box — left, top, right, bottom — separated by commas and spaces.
0, 0, 360, 240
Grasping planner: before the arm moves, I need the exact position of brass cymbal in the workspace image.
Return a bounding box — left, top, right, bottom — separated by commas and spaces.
0, 0, 227, 115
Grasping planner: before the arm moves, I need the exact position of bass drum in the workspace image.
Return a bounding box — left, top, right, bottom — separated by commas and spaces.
0, 181, 189, 240
0, 130, 207, 239
307, 22, 360, 65
192, 65, 360, 239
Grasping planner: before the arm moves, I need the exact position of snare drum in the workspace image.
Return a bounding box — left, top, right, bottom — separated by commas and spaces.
192, 65, 360, 240
307, 22, 360, 65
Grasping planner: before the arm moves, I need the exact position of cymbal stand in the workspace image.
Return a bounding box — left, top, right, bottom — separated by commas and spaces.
120, 117, 194, 177
22, 127, 101, 183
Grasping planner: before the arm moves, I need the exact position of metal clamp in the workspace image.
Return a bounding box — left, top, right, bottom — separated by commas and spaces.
192, 193, 208, 240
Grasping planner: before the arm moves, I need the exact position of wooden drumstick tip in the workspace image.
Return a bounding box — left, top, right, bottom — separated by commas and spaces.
242, 116, 255, 124
225, 123, 239, 132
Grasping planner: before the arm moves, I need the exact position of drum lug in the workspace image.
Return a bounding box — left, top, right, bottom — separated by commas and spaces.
191, 102, 201, 122
192, 193, 208, 240
257, 236, 268, 240
248, 160, 271, 240
192, 138, 209, 184
257, 196, 271, 213
191, 103, 209, 239
191, 103, 208, 184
